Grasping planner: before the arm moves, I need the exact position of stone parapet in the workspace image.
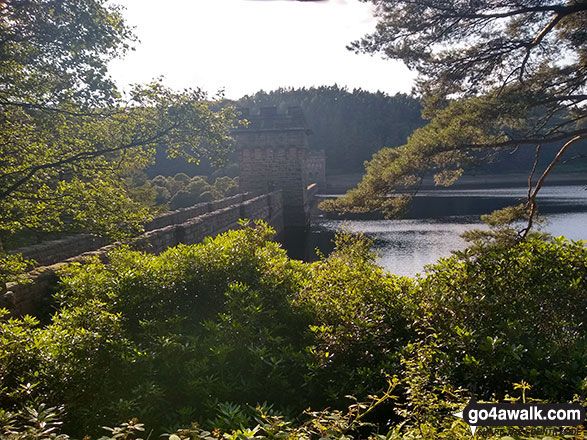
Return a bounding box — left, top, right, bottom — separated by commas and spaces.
9, 194, 251, 268
1, 191, 284, 317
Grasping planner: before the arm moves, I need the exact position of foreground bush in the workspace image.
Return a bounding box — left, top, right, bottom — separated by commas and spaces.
411, 236, 587, 401
1, 222, 308, 434
2, 386, 579, 440
149, 174, 239, 209
0, 223, 585, 437
299, 232, 414, 404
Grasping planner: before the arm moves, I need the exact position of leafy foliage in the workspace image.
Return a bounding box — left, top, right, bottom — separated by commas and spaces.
0, 224, 585, 439
0, 222, 312, 434
412, 237, 587, 400
2, 381, 401, 440
0, 254, 33, 287
0, 403, 69, 440
299, 233, 414, 403
0, 0, 238, 287
324, 0, 587, 219
0, 81, 237, 239
0, 0, 133, 108
149, 174, 239, 209
4, 382, 578, 439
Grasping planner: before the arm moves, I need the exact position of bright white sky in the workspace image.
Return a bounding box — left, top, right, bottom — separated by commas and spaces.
108, 0, 415, 100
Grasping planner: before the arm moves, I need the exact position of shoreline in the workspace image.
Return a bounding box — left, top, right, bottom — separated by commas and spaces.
324, 171, 586, 193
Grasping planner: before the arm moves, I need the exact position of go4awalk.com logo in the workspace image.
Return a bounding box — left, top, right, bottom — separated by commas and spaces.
453, 397, 586, 437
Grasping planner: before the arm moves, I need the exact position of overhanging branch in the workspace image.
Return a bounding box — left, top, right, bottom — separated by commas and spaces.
521, 133, 586, 239
0, 123, 179, 202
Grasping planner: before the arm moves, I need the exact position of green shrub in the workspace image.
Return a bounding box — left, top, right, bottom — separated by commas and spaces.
148, 174, 237, 209
214, 176, 239, 197
214, 176, 236, 193
169, 189, 199, 209
1, 381, 402, 440
187, 177, 211, 196
173, 173, 191, 183
198, 190, 215, 202
154, 185, 172, 205
165, 177, 184, 196
211, 162, 239, 180
224, 183, 239, 197
0, 253, 33, 286
1, 227, 585, 438
0, 304, 132, 434
46, 222, 310, 433
151, 175, 168, 187
298, 233, 414, 404
411, 236, 587, 401
0, 404, 70, 440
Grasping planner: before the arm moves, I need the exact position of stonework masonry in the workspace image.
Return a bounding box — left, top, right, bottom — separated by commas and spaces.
11, 193, 257, 267
234, 106, 312, 228
2, 192, 284, 317
307, 150, 326, 191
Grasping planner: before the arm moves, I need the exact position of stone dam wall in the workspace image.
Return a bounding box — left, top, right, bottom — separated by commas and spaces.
2, 191, 284, 317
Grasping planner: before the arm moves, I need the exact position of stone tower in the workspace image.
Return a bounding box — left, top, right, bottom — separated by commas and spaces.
307, 149, 327, 191
233, 106, 311, 228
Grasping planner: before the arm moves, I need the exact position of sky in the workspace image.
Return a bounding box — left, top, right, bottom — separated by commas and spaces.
107, 0, 415, 100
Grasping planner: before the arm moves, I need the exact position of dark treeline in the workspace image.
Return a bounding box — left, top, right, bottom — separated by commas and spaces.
149, 86, 424, 177
147, 85, 586, 180
242, 86, 587, 177
237, 85, 424, 173
472, 142, 587, 176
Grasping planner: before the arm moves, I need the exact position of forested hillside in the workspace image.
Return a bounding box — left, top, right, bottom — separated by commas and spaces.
237, 86, 424, 173
147, 86, 423, 177
149, 85, 586, 180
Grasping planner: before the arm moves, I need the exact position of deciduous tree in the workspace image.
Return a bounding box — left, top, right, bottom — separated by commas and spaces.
0, 0, 236, 276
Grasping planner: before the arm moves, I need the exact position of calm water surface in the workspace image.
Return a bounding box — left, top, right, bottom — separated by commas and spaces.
285, 184, 587, 276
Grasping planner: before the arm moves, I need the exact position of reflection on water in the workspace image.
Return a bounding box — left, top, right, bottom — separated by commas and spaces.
283, 184, 587, 276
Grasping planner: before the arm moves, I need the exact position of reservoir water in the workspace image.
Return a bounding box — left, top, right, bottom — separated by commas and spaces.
284, 183, 587, 276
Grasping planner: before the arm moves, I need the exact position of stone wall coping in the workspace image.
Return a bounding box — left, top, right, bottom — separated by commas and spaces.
1, 190, 285, 316
8, 193, 255, 266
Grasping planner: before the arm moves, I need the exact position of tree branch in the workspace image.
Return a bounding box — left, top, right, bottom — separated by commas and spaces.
441, 2, 587, 21
0, 99, 122, 117
527, 144, 541, 202
481, 127, 587, 150
536, 94, 587, 105
521, 134, 586, 239
0, 123, 179, 202
562, 153, 587, 164
519, 11, 565, 82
